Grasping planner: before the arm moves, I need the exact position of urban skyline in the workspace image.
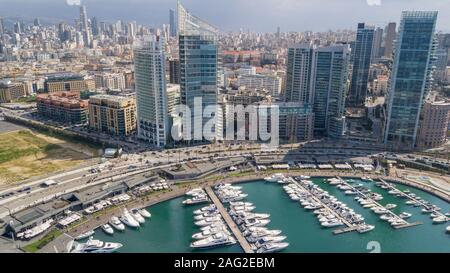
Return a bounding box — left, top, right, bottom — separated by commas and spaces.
2, 0, 450, 32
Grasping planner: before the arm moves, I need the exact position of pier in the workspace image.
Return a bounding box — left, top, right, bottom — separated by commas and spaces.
379, 179, 449, 222
291, 180, 360, 235
336, 177, 420, 229
204, 187, 254, 253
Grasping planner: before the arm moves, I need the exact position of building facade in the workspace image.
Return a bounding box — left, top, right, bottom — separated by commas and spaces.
384, 11, 438, 149
178, 2, 218, 142
0, 81, 26, 102
36, 92, 88, 124
134, 37, 169, 147
417, 97, 450, 149
348, 23, 374, 107
237, 74, 282, 97
44, 73, 95, 93
311, 45, 350, 138
88, 94, 136, 136
284, 44, 314, 104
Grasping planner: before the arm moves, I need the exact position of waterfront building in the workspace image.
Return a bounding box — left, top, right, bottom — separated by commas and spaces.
348, 23, 374, 107
417, 95, 450, 149
311, 45, 350, 138
88, 94, 137, 136
44, 73, 95, 93
383, 22, 397, 59
277, 102, 315, 143
36, 92, 88, 124
134, 36, 169, 147
178, 2, 218, 142
384, 11, 438, 149
284, 44, 314, 104
0, 81, 26, 103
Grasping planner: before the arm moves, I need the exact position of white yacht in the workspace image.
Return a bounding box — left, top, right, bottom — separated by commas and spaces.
242, 218, 270, 227
252, 236, 287, 249
120, 209, 140, 228
139, 209, 151, 218
245, 229, 283, 242
446, 226, 450, 233
75, 230, 95, 241
71, 237, 122, 253
373, 207, 389, 214
101, 224, 114, 235
256, 242, 289, 253
385, 204, 397, 209
321, 220, 343, 228
264, 173, 285, 182
399, 212, 412, 219
194, 205, 217, 215
432, 216, 447, 224
229, 202, 253, 207
357, 224, 375, 233
186, 188, 204, 196
131, 209, 146, 224
192, 228, 230, 240
194, 211, 219, 221
190, 233, 236, 249
183, 195, 209, 205
109, 216, 125, 231
195, 216, 223, 227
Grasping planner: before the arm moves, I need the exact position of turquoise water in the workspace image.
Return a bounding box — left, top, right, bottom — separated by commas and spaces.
91, 178, 450, 253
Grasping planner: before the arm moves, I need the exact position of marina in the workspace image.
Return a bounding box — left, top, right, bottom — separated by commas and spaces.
73, 177, 450, 253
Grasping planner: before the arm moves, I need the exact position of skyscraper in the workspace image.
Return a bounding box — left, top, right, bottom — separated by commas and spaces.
79, 5, 92, 47
311, 45, 350, 138
383, 22, 397, 59
371, 27, 383, 61
178, 2, 218, 142
284, 44, 314, 104
169, 9, 176, 37
33, 18, 41, 27
0, 17, 4, 34
91, 17, 99, 36
348, 23, 374, 107
134, 36, 169, 147
384, 11, 438, 149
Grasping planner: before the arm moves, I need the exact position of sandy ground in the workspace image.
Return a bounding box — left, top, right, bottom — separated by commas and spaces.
0, 130, 96, 185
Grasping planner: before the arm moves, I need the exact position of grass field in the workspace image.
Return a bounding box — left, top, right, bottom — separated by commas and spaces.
0, 130, 96, 185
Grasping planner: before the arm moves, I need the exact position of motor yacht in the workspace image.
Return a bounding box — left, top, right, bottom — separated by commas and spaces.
229, 202, 253, 207
373, 207, 389, 214
101, 224, 114, 235
195, 216, 223, 226
357, 224, 375, 233
194, 211, 219, 220
186, 188, 204, 196
183, 195, 209, 205
244, 229, 282, 240
109, 216, 125, 231
385, 204, 397, 210
432, 216, 447, 224
344, 190, 357, 195
193, 205, 216, 215
446, 226, 450, 233
399, 212, 412, 219
192, 227, 230, 240
321, 220, 343, 227
252, 236, 287, 249
242, 218, 270, 227
71, 237, 122, 253
75, 230, 95, 241
264, 173, 285, 182
139, 209, 151, 218
190, 233, 236, 249
120, 209, 140, 228
256, 242, 289, 253
131, 209, 146, 224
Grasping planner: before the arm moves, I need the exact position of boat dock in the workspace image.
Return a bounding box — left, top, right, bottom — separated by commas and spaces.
204, 187, 254, 253
291, 180, 360, 235
336, 177, 419, 229
379, 179, 449, 222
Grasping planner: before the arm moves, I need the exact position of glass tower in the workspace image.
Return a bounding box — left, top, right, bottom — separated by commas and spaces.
311, 45, 350, 138
348, 23, 374, 107
284, 44, 314, 104
384, 11, 438, 149
178, 2, 218, 142
134, 36, 169, 147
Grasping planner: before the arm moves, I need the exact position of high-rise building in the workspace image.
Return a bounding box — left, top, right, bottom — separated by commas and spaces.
417, 95, 450, 149
348, 23, 374, 107
383, 22, 397, 59
88, 95, 137, 136
178, 2, 218, 142
33, 18, 41, 27
91, 17, 99, 36
434, 48, 449, 82
0, 17, 4, 34
384, 11, 438, 149
14, 21, 23, 34
169, 9, 176, 37
311, 45, 350, 138
168, 59, 180, 84
134, 36, 169, 147
79, 5, 92, 47
371, 27, 383, 61
284, 44, 314, 104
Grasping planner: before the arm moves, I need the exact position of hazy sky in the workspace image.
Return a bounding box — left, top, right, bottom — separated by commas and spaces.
1, 0, 450, 32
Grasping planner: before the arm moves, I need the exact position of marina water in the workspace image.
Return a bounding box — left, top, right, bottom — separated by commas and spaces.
91, 178, 450, 253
